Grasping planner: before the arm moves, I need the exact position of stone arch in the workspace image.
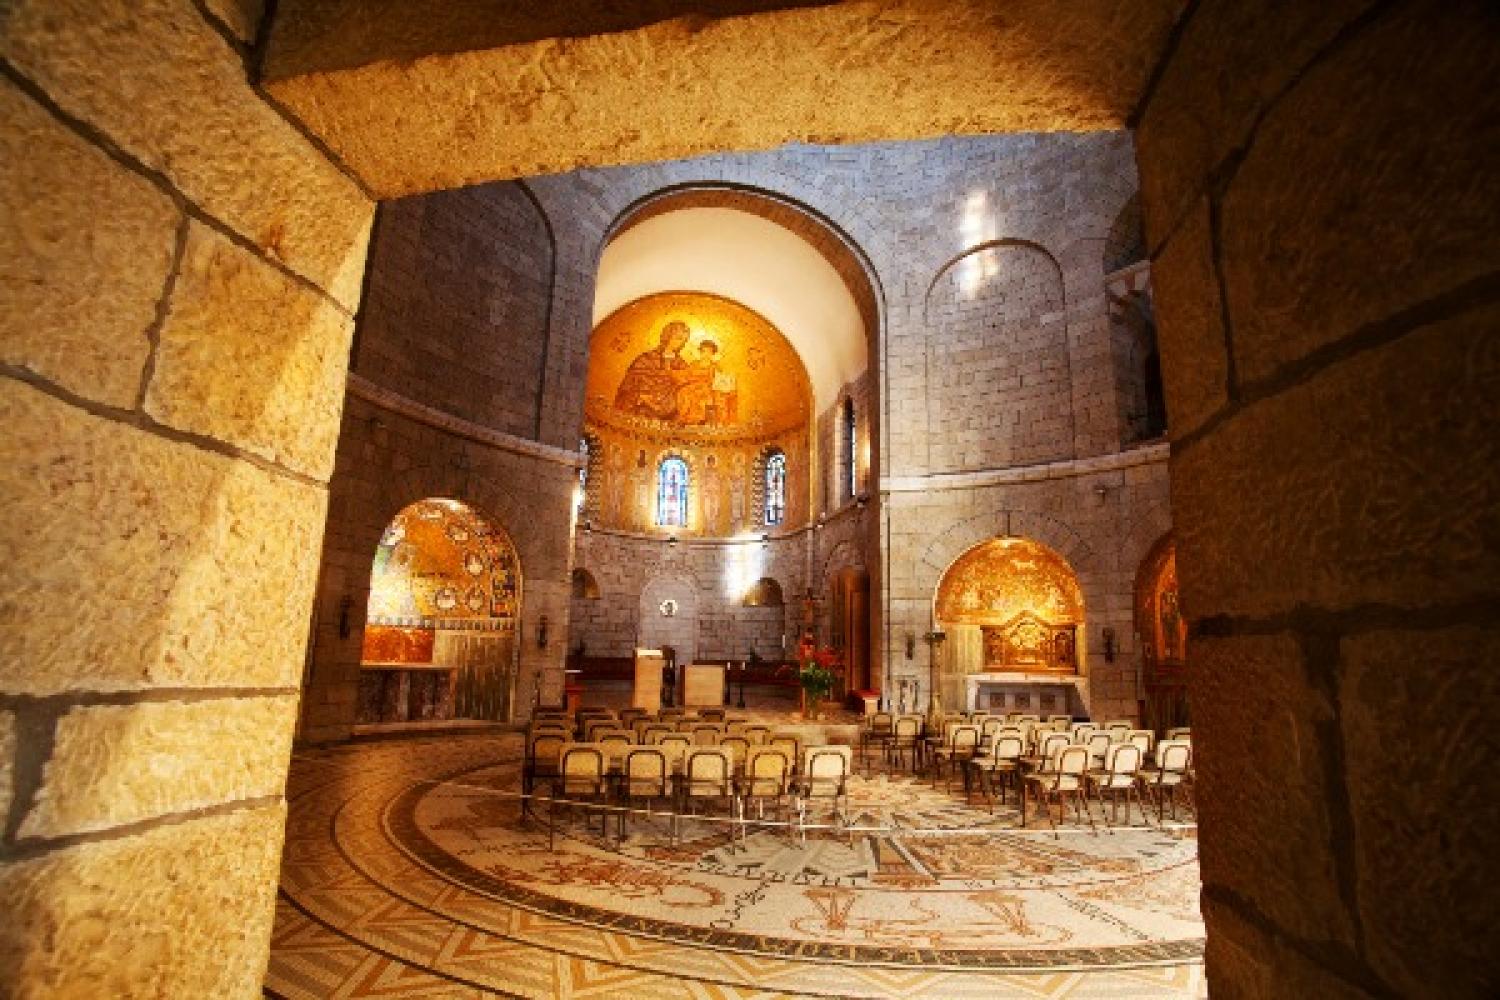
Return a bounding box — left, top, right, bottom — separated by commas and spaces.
918, 508, 1099, 586
922, 239, 1074, 471
819, 538, 865, 589
601, 183, 886, 346
570, 567, 601, 600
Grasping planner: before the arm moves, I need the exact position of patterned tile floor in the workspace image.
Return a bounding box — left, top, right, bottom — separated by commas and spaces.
266, 729, 1206, 999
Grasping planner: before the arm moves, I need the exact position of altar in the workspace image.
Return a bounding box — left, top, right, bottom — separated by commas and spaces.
965, 670, 1086, 716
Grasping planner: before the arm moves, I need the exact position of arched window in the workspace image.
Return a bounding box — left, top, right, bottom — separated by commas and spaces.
656, 457, 689, 527
764, 450, 787, 526
577, 437, 590, 515
843, 398, 858, 499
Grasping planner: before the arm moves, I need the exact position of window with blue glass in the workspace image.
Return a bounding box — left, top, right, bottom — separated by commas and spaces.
657, 456, 689, 527
843, 398, 858, 499
764, 450, 786, 526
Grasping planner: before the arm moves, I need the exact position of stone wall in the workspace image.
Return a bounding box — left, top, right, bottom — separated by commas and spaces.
312, 132, 1157, 732
1134, 1, 1499, 996
0, 1, 371, 996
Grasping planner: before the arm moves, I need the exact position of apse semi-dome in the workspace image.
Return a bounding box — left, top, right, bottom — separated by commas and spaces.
585, 291, 812, 445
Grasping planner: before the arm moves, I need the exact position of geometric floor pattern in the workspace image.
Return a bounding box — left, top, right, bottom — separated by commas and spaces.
266, 732, 1207, 999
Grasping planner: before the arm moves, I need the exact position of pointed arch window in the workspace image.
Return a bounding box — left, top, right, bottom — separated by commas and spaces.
764, 450, 787, 526
577, 437, 590, 515
843, 398, 858, 499
657, 457, 689, 527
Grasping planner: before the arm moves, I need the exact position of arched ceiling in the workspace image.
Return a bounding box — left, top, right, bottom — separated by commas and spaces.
594, 206, 867, 411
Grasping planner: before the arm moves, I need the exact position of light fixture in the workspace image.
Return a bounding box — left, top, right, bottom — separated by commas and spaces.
668, 535, 678, 548
760, 532, 770, 548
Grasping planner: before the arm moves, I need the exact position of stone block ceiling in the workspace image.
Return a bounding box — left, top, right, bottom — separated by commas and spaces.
261, 0, 1188, 196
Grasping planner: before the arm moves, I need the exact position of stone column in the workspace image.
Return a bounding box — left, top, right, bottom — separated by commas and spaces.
1136, 1, 1498, 996
0, 2, 372, 996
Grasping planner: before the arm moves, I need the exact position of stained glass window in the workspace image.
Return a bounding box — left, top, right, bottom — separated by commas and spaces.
577, 437, 589, 514
764, 450, 786, 526
843, 398, 858, 499
657, 456, 689, 527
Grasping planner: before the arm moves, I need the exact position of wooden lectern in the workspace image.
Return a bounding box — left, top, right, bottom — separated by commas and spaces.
632, 648, 665, 713
682, 663, 726, 708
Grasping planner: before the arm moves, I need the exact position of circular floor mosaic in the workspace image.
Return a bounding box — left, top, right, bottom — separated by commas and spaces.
377, 754, 1202, 970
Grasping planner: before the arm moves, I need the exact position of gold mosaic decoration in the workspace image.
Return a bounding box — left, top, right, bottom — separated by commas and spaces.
935, 538, 1084, 627
585, 291, 811, 444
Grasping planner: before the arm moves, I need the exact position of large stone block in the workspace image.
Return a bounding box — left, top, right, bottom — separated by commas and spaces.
18, 695, 297, 839
1340, 627, 1500, 999
262, 0, 1182, 197
0, 0, 373, 309
1189, 634, 1355, 947
1218, 0, 1500, 385
0, 803, 286, 1000
0, 82, 179, 408
1135, 0, 1377, 247
1173, 305, 1500, 621
145, 223, 353, 481
0, 382, 328, 695
1201, 895, 1372, 1000
1150, 198, 1226, 438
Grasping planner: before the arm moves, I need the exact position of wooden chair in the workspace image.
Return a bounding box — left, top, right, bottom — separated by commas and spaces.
886, 714, 923, 772
1139, 739, 1193, 823
1087, 742, 1146, 829
550, 745, 608, 848
969, 733, 1025, 811
1025, 745, 1094, 837
796, 746, 852, 845
739, 747, 793, 827
681, 748, 738, 838
931, 724, 981, 792
523, 732, 566, 806
768, 734, 803, 777
742, 723, 773, 745
860, 711, 895, 775
622, 748, 674, 841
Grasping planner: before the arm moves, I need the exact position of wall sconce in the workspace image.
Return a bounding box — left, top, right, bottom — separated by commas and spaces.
856, 493, 868, 510
582, 518, 592, 534
337, 595, 355, 639
760, 532, 770, 549
905, 633, 916, 659
1102, 626, 1116, 662
537, 614, 549, 649
667, 535, 678, 548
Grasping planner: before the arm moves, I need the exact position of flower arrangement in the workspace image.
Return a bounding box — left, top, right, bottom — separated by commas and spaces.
780, 640, 843, 712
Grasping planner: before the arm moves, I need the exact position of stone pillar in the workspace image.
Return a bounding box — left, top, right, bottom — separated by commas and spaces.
0, 1, 372, 996
1136, 1, 1498, 996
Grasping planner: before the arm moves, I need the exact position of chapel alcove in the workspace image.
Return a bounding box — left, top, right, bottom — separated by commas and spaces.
933, 537, 1085, 715
1136, 533, 1189, 733
357, 498, 521, 726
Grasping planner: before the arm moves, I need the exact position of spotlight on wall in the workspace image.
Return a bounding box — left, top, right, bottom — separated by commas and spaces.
538, 614, 549, 649
760, 532, 770, 549
668, 535, 678, 548
582, 518, 592, 534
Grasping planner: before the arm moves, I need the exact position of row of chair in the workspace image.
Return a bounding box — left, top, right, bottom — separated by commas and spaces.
543, 742, 853, 848
972, 736, 1193, 833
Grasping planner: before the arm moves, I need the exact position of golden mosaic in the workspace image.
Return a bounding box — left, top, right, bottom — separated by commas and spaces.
585, 292, 811, 444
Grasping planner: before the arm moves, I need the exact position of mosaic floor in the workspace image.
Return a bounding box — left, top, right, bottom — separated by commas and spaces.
266, 730, 1206, 999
